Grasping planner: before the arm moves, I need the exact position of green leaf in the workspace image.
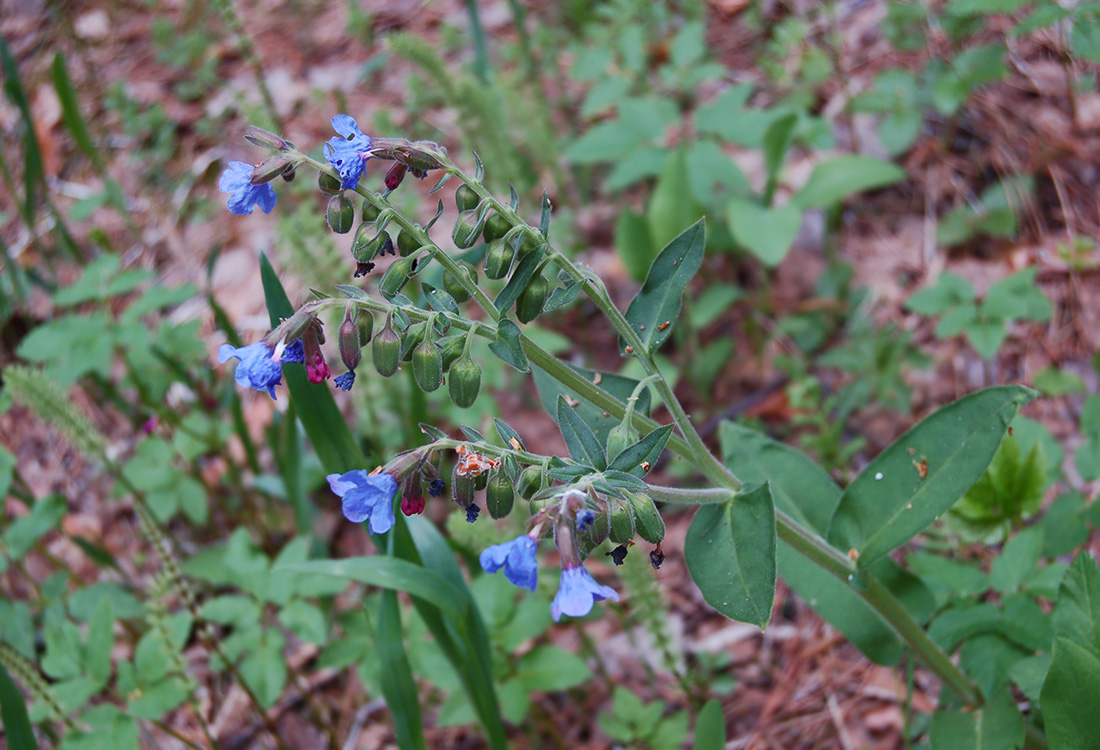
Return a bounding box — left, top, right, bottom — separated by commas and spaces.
983, 267, 1051, 322
3, 494, 66, 560
85, 598, 114, 686
726, 198, 801, 267
375, 586, 426, 750
951, 434, 1046, 543
1033, 366, 1086, 396
532, 364, 650, 447
692, 699, 726, 750
685, 483, 776, 628
989, 526, 1043, 593
488, 318, 530, 373
1041, 638, 1100, 748
792, 156, 906, 209
260, 254, 363, 474
494, 243, 545, 315
1052, 552, 1100, 652
621, 219, 706, 355
50, 53, 100, 167
905, 272, 977, 314
762, 113, 798, 203
607, 424, 674, 476
557, 395, 607, 470
929, 688, 1023, 750
615, 208, 657, 284
828, 386, 1036, 565
685, 140, 750, 206
647, 149, 704, 253
515, 645, 591, 691
0, 661, 37, 750
238, 630, 287, 709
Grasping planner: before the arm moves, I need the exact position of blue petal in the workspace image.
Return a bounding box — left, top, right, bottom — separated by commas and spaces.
480, 536, 538, 592
551, 566, 618, 622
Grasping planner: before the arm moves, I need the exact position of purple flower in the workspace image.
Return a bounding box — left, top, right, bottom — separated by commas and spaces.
576, 509, 595, 532
327, 470, 397, 533
480, 535, 538, 591
276, 340, 305, 364
428, 478, 446, 497
324, 115, 373, 189
334, 371, 355, 391
219, 161, 277, 215
550, 566, 619, 622
466, 503, 481, 523
218, 342, 283, 399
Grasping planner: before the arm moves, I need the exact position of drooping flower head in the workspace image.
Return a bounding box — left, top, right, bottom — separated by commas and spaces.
327, 470, 397, 534
219, 161, 277, 215
551, 565, 620, 621
480, 535, 539, 591
324, 115, 373, 189
218, 342, 284, 398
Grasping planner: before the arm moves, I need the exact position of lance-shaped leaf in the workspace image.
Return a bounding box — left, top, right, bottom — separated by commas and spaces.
488, 318, 529, 372
557, 395, 607, 470
532, 363, 650, 445
494, 242, 545, 314
493, 418, 525, 450
685, 483, 777, 628
828, 386, 1037, 566
620, 218, 706, 355
607, 424, 674, 476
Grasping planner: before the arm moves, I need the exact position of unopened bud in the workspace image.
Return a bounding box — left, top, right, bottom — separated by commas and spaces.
516, 465, 545, 500
486, 473, 515, 519
339, 305, 361, 372
250, 155, 293, 184
412, 338, 443, 392
379, 256, 417, 297
483, 213, 511, 243
483, 239, 515, 280
399, 144, 445, 172
443, 260, 478, 303
608, 497, 635, 544
448, 355, 481, 408
244, 125, 288, 150
358, 312, 375, 344
385, 162, 408, 191
397, 229, 421, 257
606, 420, 640, 464
455, 184, 480, 212
352, 225, 392, 264
326, 194, 355, 234
439, 336, 465, 371
452, 465, 475, 507
264, 305, 317, 350
516, 273, 549, 324
319, 171, 343, 196
372, 313, 401, 377
362, 200, 381, 222
452, 209, 486, 249
625, 491, 664, 544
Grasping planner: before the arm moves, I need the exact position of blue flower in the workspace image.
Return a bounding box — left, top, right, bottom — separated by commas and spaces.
327, 470, 397, 533
219, 161, 277, 215
551, 566, 619, 622
334, 371, 356, 391
218, 342, 283, 398
428, 478, 446, 497
576, 509, 595, 532
279, 340, 305, 364
480, 535, 538, 591
324, 114, 373, 189
466, 503, 481, 523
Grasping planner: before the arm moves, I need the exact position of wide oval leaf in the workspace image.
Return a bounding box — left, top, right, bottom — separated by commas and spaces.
792, 155, 906, 209
828, 385, 1037, 566
685, 483, 776, 628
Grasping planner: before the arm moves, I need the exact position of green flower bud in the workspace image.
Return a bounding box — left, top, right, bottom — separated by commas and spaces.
443, 260, 478, 303
244, 126, 288, 150
400, 322, 426, 363
352, 224, 392, 264
372, 315, 401, 377
452, 465, 475, 506
362, 200, 381, 222
483, 239, 515, 280
486, 473, 515, 519
326, 194, 355, 234
448, 355, 482, 408
625, 491, 664, 544
250, 155, 294, 184
455, 184, 480, 211
516, 273, 549, 324
379, 256, 417, 297
606, 420, 640, 464
439, 335, 465, 371
397, 228, 421, 257
412, 339, 443, 392
608, 497, 635, 545
516, 465, 544, 500
474, 470, 489, 492
483, 213, 511, 243
452, 209, 486, 249
338, 305, 361, 372
358, 312, 375, 344
318, 171, 343, 196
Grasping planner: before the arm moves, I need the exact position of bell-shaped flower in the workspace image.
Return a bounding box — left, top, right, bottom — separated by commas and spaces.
219, 161, 277, 215
324, 114, 373, 189
550, 565, 619, 622
218, 342, 284, 398
480, 535, 538, 592
327, 470, 397, 534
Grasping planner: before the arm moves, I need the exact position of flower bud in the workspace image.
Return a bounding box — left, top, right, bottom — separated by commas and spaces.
452, 209, 486, 249
486, 473, 515, 519
358, 312, 374, 344
412, 338, 443, 392
244, 125, 289, 150
516, 465, 545, 500
483, 213, 511, 243
319, 171, 343, 196
250, 155, 293, 184
483, 239, 515, 280
606, 420, 640, 464
326, 194, 355, 234
474, 469, 489, 491
516, 273, 549, 324
372, 314, 401, 377
401, 474, 425, 516
362, 200, 381, 222
264, 305, 317, 351
339, 305, 361, 373
399, 144, 445, 172
455, 184, 480, 212
452, 464, 476, 507
439, 335, 465, 371
385, 162, 408, 191
625, 490, 664, 544
448, 355, 481, 408
443, 260, 478, 303
397, 229, 420, 257
608, 497, 635, 545
379, 256, 417, 297
352, 224, 392, 264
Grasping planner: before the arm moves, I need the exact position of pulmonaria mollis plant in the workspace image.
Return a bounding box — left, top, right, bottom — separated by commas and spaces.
213, 114, 1055, 748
